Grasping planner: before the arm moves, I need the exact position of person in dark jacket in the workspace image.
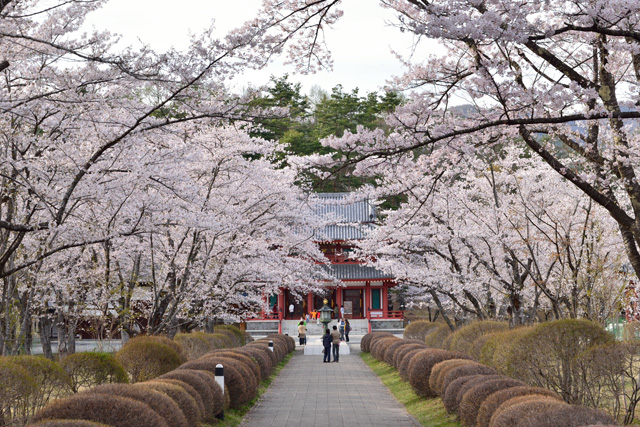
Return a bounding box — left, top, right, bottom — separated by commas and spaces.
322, 329, 332, 362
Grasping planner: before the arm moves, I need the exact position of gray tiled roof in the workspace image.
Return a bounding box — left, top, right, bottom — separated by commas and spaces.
313, 193, 376, 241
314, 193, 376, 223
324, 263, 392, 280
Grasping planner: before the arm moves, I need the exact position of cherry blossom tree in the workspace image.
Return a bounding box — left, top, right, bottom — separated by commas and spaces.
255, 0, 640, 283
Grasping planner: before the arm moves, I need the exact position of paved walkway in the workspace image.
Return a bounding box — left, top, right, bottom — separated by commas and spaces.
240, 337, 419, 427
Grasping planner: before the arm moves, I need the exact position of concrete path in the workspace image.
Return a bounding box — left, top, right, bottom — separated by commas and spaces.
240, 336, 419, 427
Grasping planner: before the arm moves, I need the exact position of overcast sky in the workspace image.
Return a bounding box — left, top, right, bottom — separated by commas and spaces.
85, 1, 425, 95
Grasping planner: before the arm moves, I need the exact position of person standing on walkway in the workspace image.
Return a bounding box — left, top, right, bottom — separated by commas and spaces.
340, 305, 345, 318
322, 329, 332, 362
331, 325, 340, 362
345, 319, 351, 342
298, 321, 307, 346
339, 318, 345, 341
289, 303, 294, 319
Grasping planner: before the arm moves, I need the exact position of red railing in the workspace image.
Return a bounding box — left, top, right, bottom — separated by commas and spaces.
386, 310, 404, 319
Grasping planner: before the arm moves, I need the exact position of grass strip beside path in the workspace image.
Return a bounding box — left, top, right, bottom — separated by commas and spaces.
208, 351, 294, 426
360, 352, 461, 427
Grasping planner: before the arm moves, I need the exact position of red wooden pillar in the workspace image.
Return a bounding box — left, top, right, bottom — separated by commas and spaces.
307, 292, 314, 315
277, 291, 285, 322
383, 282, 389, 318
365, 281, 371, 332
336, 287, 343, 317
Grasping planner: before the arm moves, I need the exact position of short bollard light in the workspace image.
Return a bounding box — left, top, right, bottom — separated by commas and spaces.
268, 340, 274, 352
215, 363, 224, 420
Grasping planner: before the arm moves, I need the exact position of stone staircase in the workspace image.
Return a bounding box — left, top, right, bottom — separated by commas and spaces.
246, 318, 405, 339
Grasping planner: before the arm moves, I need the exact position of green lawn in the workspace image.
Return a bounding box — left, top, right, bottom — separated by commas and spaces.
360, 352, 461, 427
207, 351, 294, 426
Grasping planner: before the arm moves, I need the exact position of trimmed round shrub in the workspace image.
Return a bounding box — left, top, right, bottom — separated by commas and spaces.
488, 395, 567, 427
0, 358, 38, 425
504, 319, 613, 402
404, 321, 440, 341
443, 374, 497, 414
178, 358, 248, 409
371, 336, 401, 361
116, 337, 182, 383
266, 334, 294, 353
28, 420, 110, 427
134, 380, 199, 427
398, 347, 430, 380
205, 332, 233, 349
174, 333, 211, 360
246, 342, 279, 367
152, 378, 205, 420
215, 325, 246, 347
425, 323, 453, 348
516, 404, 615, 427
382, 339, 424, 366
86, 383, 188, 427
480, 327, 532, 370
452, 375, 506, 415
145, 335, 186, 363
201, 353, 259, 399
430, 359, 478, 397
407, 349, 474, 397
361, 332, 392, 353
459, 377, 524, 427
476, 386, 562, 427
234, 347, 273, 379
205, 350, 261, 382
393, 342, 428, 369
31, 393, 167, 427
252, 338, 286, 362
441, 363, 498, 396
59, 352, 127, 392
159, 369, 222, 419
7, 355, 72, 422
448, 321, 509, 357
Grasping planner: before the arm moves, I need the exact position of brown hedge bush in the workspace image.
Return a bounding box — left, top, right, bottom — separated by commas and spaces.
361, 332, 393, 353
86, 383, 189, 427
488, 395, 567, 427
425, 323, 453, 348
178, 358, 248, 409
398, 347, 430, 380
202, 353, 259, 398
476, 386, 562, 427
28, 420, 111, 427
266, 334, 295, 353
31, 393, 167, 427
205, 350, 261, 382
404, 321, 440, 341
382, 339, 423, 366
253, 338, 286, 361
430, 359, 479, 397
503, 319, 613, 402
458, 377, 524, 427
0, 358, 38, 426
59, 352, 127, 393
443, 374, 497, 414
116, 337, 182, 383
145, 335, 186, 363
234, 347, 273, 379
246, 341, 279, 367
159, 369, 223, 419
408, 349, 474, 397
371, 336, 401, 361
7, 355, 72, 423
134, 380, 200, 427
452, 375, 507, 415
174, 333, 211, 360
516, 404, 616, 427
448, 321, 509, 358
480, 327, 532, 370
151, 378, 205, 420
207, 332, 234, 349
441, 363, 498, 395
392, 342, 428, 368
215, 325, 246, 346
